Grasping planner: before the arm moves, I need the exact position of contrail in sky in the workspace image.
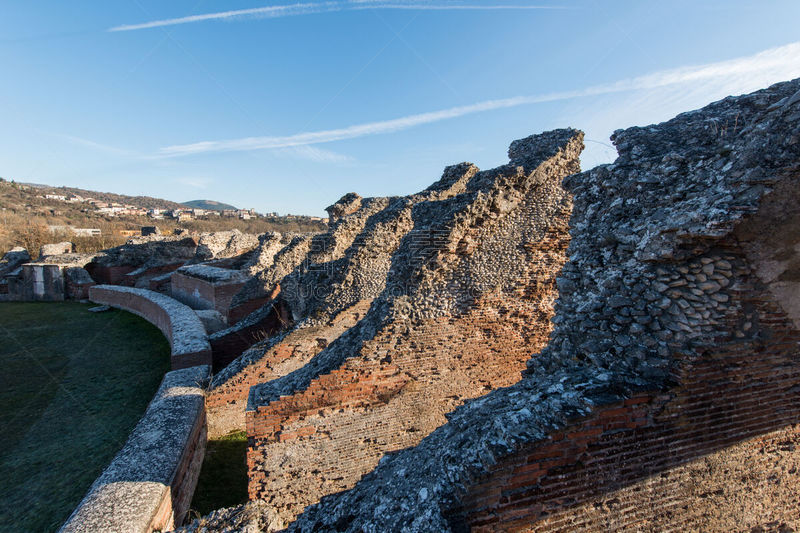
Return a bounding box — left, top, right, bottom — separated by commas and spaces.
108, 2, 567, 32
158, 41, 800, 157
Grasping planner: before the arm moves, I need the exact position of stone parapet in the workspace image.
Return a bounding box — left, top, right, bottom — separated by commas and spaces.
60, 365, 210, 533
89, 285, 212, 369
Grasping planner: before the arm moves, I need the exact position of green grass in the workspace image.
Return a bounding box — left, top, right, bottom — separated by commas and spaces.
189, 430, 249, 517
0, 302, 170, 533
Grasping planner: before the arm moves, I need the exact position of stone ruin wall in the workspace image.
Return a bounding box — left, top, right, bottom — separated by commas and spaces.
241, 130, 583, 528
206, 300, 370, 438
456, 246, 800, 531
257, 79, 800, 532
206, 160, 480, 437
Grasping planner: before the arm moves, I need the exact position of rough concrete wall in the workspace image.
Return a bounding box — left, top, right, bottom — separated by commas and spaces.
242, 129, 582, 528
276, 79, 800, 532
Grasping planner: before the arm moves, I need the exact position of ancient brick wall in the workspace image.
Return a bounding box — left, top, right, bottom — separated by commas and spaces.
454, 245, 800, 531
246, 289, 561, 523
170, 266, 249, 315
278, 79, 800, 533
206, 300, 370, 438
208, 301, 288, 372
243, 130, 582, 528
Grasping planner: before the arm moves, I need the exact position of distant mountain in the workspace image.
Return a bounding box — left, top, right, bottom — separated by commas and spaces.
182, 199, 238, 211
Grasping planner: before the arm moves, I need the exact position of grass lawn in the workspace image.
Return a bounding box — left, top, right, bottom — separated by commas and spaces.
0, 302, 170, 533
189, 430, 249, 518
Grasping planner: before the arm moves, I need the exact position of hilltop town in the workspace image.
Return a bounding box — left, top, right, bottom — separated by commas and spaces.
0, 179, 327, 258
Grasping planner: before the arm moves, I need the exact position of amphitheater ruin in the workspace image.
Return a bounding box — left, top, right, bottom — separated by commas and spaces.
2, 78, 799, 532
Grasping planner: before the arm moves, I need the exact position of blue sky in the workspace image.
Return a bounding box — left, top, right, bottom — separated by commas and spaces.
2, 1, 800, 216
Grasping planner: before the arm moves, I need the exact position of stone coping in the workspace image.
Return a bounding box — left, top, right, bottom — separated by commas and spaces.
175, 264, 249, 284
60, 365, 211, 533
89, 285, 212, 369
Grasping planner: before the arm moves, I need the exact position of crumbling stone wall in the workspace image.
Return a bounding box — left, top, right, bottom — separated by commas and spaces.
0, 247, 30, 298
39, 241, 74, 258
243, 129, 582, 527
194, 230, 259, 262
280, 78, 800, 532
7, 264, 65, 301
86, 236, 199, 286
206, 301, 370, 438
228, 234, 313, 323
208, 162, 484, 434
171, 264, 250, 315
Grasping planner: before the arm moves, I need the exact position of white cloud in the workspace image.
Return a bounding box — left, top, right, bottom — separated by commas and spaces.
108, 1, 567, 32
278, 145, 355, 163
159, 41, 800, 158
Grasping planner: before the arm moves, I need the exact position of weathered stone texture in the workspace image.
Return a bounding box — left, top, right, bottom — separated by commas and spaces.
0, 246, 30, 276
60, 365, 210, 533
39, 241, 75, 257
7, 263, 65, 301
238, 129, 582, 528
171, 264, 250, 315
89, 285, 212, 369
194, 230, 260, 262
206, 300, 370, 438
64, 267, 96, 300
277, 78, 800, 532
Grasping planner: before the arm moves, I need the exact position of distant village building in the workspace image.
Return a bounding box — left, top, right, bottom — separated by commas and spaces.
115, 229, 139, 237
48, 225, 101, 237
44, 194, 67, 201
73, 228, 102, 237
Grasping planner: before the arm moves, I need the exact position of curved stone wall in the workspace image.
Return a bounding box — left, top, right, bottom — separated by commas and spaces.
89, 285, 212, 369
59, 365, 210, 533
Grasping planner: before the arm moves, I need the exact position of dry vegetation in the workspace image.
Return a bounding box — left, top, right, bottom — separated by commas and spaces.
0, 180, 326, 258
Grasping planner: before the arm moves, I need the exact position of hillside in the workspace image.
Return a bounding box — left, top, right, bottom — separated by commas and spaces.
0, 179, 326, 257
19, 182, 186, 210
182, 200, 238, 211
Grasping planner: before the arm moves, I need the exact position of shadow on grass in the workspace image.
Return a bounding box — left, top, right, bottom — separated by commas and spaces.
189, 430, 249, 517
0, 302, 170, 532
